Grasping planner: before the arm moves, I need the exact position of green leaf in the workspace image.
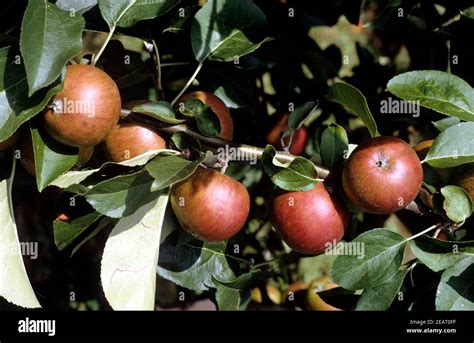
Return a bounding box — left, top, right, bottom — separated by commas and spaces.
30, 125, 78, 192
409, 235, 474, 272
387, 70, 474, 121
196, 106, 221, 138
56, 0, 97, 14
208, 67, 255, 109
330, 229, 406, 290
355, 269, 408, 310
0, 157, 41, 308
132, 101, 185, 124
462, 6, 474, 19
157, 232, 236, 291
177, 99, 207, 117
432, 117, 460, 132
215, 271, 271, 289
117, 0, 179, 28
326, 82, 379, 137
98, 0, 135, 29
287, 102, 318, 131
146, 154, 205, 191
0, 46, 63, 142
53, 211, 102, 251
436, 257, 474, 310
441, 185, 472, 223
191, 0, 272, 62
101, 194, 169, 310
170, 132, 201, 152
50, 150, 177, 189
215, 284, 250, 311
261, 145, 318, 191
71, 216, 114, 256
424, 122, 474, 168
20, 0, 84, 95
163, 5, 199, 34
320, 123, 348, 168
84, 170, 162, 218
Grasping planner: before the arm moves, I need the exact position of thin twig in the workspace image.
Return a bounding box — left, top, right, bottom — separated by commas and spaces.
407, 223, 444, 242
161, 62, 193, 67
151, 40, 164, 100
91, 29, 115, 66
171, 62, 203, 106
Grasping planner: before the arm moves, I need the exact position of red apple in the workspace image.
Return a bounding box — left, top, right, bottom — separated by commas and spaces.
43, 64, 121, 147
342, 136, 423, 214
103, 122, 167, 162
269, 182, 349, 254
170, 168, 250, 241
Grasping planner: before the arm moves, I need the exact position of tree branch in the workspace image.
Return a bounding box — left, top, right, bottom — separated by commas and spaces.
120, 108, 330, 178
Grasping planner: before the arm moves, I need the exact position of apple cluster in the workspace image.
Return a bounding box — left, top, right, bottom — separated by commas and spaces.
1, 64, 427, 256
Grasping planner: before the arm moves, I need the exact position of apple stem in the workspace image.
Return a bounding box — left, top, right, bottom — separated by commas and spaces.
281, 131, 295, 153
170, 62, 204, 106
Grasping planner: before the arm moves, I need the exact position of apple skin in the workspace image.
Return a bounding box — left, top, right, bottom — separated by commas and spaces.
0, 130, 21, 151
170, 168, 250, 242
104, 122, 167, 162
268, 182, 349, 254
77, 145, 94, 166
43, 64, 121, 147
178, 91, 234, 141
342, 136, 423, 214
437, 231, 448, 241
266, 113, 307, 155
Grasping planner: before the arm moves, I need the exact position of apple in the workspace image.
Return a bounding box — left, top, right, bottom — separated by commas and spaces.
170, 167, 250, 241
342, 136, 423, 214
266, 113, 308, 155
178, 91, 234, 140
103, 122, 167, 162
268, 182, 349, 254
43, 64, 121, 147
